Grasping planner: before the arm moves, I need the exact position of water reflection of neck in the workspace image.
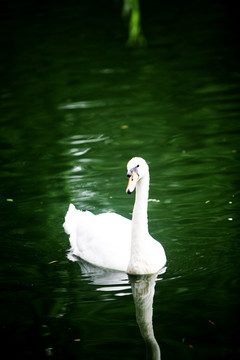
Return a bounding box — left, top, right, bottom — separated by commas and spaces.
129, 274, 161, 360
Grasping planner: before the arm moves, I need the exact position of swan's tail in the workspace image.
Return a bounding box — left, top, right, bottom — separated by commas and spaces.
63, 203, 94, 237
63, 203, 78, 235
63, 203, 95, 258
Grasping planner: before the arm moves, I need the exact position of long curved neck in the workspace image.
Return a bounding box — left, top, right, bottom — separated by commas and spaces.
132, 173, 149, 241
127, 172, 150, 274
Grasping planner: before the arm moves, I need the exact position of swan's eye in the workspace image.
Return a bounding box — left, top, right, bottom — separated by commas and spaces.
136, 165, 139, 167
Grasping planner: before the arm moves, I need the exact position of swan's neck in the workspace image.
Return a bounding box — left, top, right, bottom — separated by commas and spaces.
127, 173, 151, 274
132, 173, 149, 243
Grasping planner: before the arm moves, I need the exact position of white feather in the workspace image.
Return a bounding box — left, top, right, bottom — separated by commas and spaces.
63, 157, 167, 274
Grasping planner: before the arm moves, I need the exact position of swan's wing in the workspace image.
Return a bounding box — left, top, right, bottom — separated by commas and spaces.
64, 204, 131, 272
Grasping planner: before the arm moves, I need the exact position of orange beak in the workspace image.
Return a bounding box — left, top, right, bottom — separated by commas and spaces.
126, 171, 138, 194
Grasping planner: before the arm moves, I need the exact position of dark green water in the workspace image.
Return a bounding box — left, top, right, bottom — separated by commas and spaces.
0, 1, 239, 359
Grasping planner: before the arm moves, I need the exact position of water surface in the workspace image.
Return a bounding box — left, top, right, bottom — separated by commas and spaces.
0, 1, 239, 359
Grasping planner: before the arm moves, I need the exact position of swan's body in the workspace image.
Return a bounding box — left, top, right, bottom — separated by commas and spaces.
63, 157, 166, 274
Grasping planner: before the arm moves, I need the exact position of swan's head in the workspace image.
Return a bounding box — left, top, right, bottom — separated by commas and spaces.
126, 157, 149, 194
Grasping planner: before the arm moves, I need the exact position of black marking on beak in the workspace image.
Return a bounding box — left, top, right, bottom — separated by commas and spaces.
126, 166, 139, 178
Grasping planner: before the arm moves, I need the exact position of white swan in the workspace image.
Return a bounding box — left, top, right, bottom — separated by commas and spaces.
63, 157, 166, 274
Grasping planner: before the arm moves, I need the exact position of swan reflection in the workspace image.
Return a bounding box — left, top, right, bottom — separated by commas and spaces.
73, 256, 165, 360
129, 273, 164, 360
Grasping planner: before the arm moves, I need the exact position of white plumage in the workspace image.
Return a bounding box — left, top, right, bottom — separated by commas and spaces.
63, 157, 166, 274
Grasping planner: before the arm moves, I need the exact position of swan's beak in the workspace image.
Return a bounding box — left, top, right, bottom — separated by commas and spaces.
126, 170, 138, 194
